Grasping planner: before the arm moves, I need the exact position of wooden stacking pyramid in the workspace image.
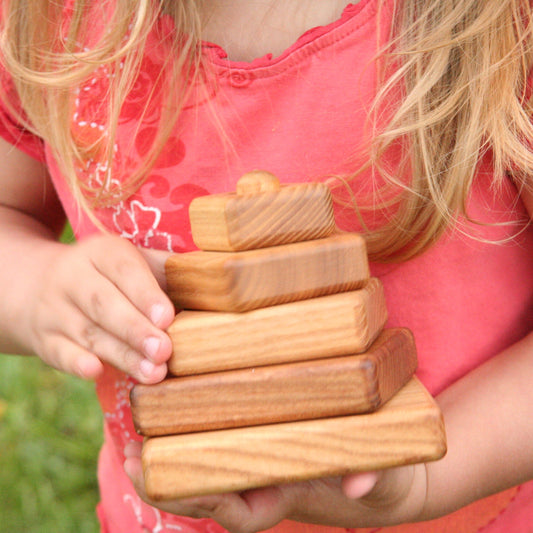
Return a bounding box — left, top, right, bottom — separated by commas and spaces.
131, 171, 446, 501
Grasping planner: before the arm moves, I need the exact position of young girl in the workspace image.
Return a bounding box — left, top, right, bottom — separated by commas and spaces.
1, 0, 533, 532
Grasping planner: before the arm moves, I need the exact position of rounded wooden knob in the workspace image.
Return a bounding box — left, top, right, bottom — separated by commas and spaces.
236, 171, 280, 195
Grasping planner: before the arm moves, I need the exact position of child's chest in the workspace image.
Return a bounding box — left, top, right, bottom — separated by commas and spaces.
201, 0, 355, 61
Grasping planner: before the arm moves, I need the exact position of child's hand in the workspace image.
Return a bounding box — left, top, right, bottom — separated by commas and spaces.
124, 442, 428, 532
25, 234, 175, 383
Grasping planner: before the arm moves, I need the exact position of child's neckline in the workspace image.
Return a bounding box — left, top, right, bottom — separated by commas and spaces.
201, 0, 378, 71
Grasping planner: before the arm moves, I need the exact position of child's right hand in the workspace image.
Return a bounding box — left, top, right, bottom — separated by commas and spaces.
0, 138, 175, 384
24, 234, 175, 383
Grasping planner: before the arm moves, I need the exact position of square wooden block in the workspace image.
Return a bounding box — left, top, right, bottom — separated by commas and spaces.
131, 328, 417, 436
141, 377, 446, 500
166, 277, 387, 376
165, 233, 369, 312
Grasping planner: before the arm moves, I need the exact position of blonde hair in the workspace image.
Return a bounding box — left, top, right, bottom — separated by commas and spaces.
360, 0, 533, 260
1, 0, 532, 261
0, 0, 204, 210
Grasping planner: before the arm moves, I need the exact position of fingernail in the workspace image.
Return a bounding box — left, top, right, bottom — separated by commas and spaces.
140, 358, 155, 377
143, 336, 161, 360
150, 304, 165, 326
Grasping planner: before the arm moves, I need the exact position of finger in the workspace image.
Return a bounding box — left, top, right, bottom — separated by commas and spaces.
43, 328, 167, 384
83, 236, 175, 328
139, 247, 173, 292
176, 484, 298, 532
123, 449, 288, 533
356, 466, 417, 510
236, 486, 296, 532
40, 292, 169, 382
151, 492, 266, 533
124, 440, 143, 458
124, 442, 144, 488
38, 333, 104, 380
159, 487, 291, 532
350, 465, 428, 525
72, 320, 168, 383
341, 472, 380, 499
68, 267, 172, 366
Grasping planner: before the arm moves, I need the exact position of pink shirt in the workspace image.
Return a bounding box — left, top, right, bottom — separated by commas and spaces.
2, 1, 533, 532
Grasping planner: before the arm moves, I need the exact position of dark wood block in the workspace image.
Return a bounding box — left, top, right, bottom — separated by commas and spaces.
131, 329, 417, 436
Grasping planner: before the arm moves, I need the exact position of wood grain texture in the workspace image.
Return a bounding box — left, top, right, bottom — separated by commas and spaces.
189, 172, 336, 252
131, 328, 417, 436
166, 277, 387, 376
165, 233, 370, 312
142, 377, 446, 500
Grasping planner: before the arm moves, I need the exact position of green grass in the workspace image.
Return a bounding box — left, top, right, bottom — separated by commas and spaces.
0, 353, 103, 532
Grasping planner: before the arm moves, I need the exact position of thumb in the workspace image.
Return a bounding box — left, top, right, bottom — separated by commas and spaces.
341, 472, 380, 499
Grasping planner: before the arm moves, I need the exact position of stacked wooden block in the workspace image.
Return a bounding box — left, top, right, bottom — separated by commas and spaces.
130, 171, 446, 501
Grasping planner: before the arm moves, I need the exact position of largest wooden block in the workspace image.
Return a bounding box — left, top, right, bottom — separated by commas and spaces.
131, 329, 417, 436
190, 171, 336, 252
167, 277, 387, 376
165, 233, 369, 312
142, 377, 446, 500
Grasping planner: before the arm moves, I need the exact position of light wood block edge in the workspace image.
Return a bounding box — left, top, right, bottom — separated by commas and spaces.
142, 377, 446, 500
167, 277, 387, 376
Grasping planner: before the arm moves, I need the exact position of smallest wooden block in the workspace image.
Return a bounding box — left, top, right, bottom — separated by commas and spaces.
189, 171, 336, 252
142, 377, 446, 500
165, 233, 369, 312
131, 328, 417, 436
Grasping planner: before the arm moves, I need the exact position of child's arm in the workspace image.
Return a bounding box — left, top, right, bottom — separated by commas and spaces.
0, 137, 175, 383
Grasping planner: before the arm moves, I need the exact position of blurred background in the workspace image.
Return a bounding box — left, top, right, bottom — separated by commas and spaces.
0, 354, 103, 532
0, 224, 103, 532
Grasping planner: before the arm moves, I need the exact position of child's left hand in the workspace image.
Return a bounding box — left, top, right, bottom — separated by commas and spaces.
123, 441, 428, 532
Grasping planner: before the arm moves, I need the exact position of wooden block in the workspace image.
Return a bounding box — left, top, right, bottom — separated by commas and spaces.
189, 171, 336, 252
131, 328, 417, 436
166, 277, 387, 376
142, 377, 446, 500
165, 233, 369, 312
